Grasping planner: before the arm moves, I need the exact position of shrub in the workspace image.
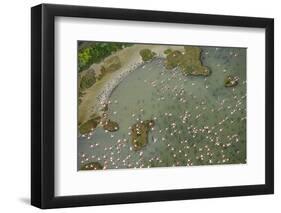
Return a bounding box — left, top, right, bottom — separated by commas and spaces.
80, 69, 96, 90
139, 49, 156, 61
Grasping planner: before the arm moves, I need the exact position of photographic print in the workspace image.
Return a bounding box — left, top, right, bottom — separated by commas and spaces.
31, 5, 274, 208
77, 41, 246, 171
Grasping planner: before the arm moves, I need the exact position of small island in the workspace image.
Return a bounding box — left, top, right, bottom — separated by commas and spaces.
165, 46, 210, 76
79, 112, 119, 134
131, 120, 155, 151
224, 75, 239, 87
80, 162, 103, 170
79, 114, 101, 134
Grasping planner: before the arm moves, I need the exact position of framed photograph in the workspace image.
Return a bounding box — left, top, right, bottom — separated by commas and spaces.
31, 3, 274, 209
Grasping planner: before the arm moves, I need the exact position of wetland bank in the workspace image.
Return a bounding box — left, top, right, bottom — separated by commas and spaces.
78, 41, 246, 171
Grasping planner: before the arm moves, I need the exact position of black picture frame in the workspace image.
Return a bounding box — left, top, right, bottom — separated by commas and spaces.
31, 3, 274, 209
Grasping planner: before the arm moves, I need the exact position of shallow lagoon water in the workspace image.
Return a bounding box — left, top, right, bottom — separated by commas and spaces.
78, 47, 246, 170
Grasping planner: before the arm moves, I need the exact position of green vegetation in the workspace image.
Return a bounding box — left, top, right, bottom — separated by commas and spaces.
80, 162, 103, 170
224, 75, 239, 87
78, 42, 131, 72
131, 120, 155, 151
164, 48, 173, 55
103, 56, 121, 72
79, 114, 101, 134
96, 56, 122, 80
139, 49, 156, 62
165, 46, 210, 76
80, 69, 96, 91
165, 50, 183, 69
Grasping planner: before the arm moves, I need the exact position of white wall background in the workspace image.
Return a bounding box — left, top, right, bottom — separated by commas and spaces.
0, 0, 279, 212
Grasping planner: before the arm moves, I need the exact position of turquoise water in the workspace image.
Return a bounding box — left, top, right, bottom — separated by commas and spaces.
78, 46, 246, 170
